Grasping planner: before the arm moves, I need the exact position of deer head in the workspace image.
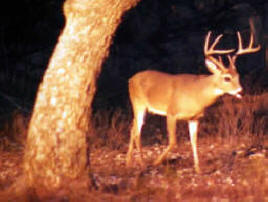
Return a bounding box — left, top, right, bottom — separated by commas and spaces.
204, 31, 261, 98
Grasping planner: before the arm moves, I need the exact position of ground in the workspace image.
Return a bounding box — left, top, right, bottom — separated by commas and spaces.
0, 136, 267, 201
90, 136, 268, 201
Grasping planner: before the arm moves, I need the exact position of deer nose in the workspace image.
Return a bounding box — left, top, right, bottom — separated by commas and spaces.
235, 87, 243, 99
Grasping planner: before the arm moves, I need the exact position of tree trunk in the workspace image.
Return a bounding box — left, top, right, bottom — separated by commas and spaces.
24, 0, 140, 195
264, 3, 268, 69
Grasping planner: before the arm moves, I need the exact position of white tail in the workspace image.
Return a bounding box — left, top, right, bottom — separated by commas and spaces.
126, 32, 260, 173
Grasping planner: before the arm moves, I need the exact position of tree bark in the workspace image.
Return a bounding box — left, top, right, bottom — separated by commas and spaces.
23, 0, 140, 195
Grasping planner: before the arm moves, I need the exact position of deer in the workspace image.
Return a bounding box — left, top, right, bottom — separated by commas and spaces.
126, 31, 260, 173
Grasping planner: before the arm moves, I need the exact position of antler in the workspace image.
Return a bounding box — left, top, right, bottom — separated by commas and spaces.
204, 31, 235, 55
204, 31, 261, 71
231, 32, 261, 63
204, 31, 235, 70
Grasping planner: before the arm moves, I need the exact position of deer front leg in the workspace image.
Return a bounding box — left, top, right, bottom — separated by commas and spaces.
188, 120, 200, 173
154, 115, 177, 165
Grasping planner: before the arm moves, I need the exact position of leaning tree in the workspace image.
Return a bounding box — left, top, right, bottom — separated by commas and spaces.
23, 0, 141, 196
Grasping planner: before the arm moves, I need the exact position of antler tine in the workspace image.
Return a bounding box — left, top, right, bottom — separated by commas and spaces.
204, 31, 212, 55
204, 31, 235, 56
236, 32, 261, 56
206, 55, 227, 71
227, 55, 236, 70
218, 56, 223, 64
210, 34, 223, 51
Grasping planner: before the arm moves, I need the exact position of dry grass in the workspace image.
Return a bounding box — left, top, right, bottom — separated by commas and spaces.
0, 93, 267, 201
91, 108, 131, 150
0, 111, 28, 151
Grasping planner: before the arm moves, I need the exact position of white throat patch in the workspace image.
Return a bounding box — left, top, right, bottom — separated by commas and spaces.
214, 88, 223, 95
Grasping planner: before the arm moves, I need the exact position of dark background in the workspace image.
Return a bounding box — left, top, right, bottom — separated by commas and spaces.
0, 0, 267, 115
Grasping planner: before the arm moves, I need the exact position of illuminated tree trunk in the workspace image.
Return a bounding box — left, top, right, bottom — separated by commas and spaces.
24, 0, 140, 194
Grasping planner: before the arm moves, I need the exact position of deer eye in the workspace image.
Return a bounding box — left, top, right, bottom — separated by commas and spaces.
224, 76, 231, 82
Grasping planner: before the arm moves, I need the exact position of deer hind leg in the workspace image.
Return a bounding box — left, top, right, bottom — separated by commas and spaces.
126, 107, 145, 167
188, 120, 200, 173
154, 115, 177, 165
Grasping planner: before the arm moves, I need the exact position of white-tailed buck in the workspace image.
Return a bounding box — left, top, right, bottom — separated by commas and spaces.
126, 31, 260, 173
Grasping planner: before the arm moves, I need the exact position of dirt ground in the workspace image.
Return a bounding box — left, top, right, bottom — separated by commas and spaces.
89, 136, 268, 201
0, 135, 267, 202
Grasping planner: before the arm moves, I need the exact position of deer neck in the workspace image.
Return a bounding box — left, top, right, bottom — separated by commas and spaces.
198, 75, 224, 105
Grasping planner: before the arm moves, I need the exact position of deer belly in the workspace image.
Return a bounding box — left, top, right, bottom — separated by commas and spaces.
147, 106, 167, 116
176, 111, 203, 120
175, 104, 204, 120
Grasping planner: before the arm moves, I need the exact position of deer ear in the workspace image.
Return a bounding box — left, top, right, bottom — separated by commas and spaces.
205, 59, 221, 74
